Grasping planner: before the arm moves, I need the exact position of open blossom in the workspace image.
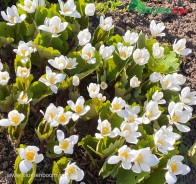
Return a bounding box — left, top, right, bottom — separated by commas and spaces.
59, 162, 84, 184
16, 66, 30, 78
150, 20, 165, 37
108, 145, 133, 170
38, 16, 68, 37
165, 155, 190, 184
0, 71, 10, 85
27, 41, 37, 53
179, 86, 196, 111
17, 91, 32, 104
123, 31, 139, 45
65, 58, 78, 69
117, 105, 140, 124
173, 39, 191, 56
87, 83, 100, 99
72, 75, 80, 86
154, 126, 180, 154
18, 0, 39, 13
95, 119, 118, 139
81, 43, 96, 64
133, 48, 150, 65
67, 96, 90, 121
77, 29, 91, 46
153, 42, 164, 59
39, 66, 66, 94
130, 76, 141, 88
54, 130, 78, 155
110, 97, 126, 113
13, 41, 33, 63
85, 3, 95, 16
150, 72, 162, 83
18, 146, 44, 173
0, 110, 25, 127
99, 16, 114, 31
97, 93, 106, 102
50, 107, 73, 127
1, 5, 26, 26
152, 91, 166, 104
131, 148, 159, 173
114, 122, 141, 144
99, 45, 115, 60
161, 74, 185, 91
100, 82, 108, 90
117, 42, 133, 60
58, 0, 81, 18
145, 101, 161, 122
168, 101, 192, 132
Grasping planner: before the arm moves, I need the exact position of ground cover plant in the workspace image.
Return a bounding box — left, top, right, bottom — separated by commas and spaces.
0, 0, 195, 184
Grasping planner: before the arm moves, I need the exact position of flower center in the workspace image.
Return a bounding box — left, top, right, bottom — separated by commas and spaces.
86, 52, 92, 59
48, 76, 55, 84
25, 151, 35, 162
171, 114, 179, 122
21, 49, 27, 56
120, 151, 128, 159
157, 139, 163, 145
66, 166, 76, 175
113, 103, 120, 111
135, 154, 143, 164
170, 162, 178, 173
120, 51, 127, 59
49, 112, 55, 120
21, 94, 27, 101
11, 116, 20, 125
63, 8, 69, 13
27, 3, 32, 9
60, 140, 69, 150
101, 127, 110, 135
164, 81, 169, 87
10, 16, 15, 24
146, 111, 153, 119
75, 105, 82, 114
53, 26, 59, 34
21, 69, 27, 75
66, 62, 73, 68
128, 116, 135, 123
58, 115, 66, 123
2, 76, 7, 81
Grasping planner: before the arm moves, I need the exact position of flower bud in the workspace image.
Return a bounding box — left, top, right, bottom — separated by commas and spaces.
72, 76, 80, 86
85, 3, 95, 16
130, 76, 140, 88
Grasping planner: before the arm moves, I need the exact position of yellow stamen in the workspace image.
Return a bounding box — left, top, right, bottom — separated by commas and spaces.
11, 116, 20, 125
135, 154, 143, 164
157, 139, 163, 145
120, 151, 128, 159
49, 76, 55, 84
21, 94, 27, 101
170, 163, 178, 173
164, 81, 169, 87
172, 114, 179, 122
2, 76, 7, 81
49, 112, 55, 119
10, 16, 15, 24
66, 166, 76, 175
128, 116, 135, 123
58, 115, 66, 123
21, 49, 27, 56
86, 52, 92, 58
146, 111, 153, 119
53, 26, 59, 34
60, 140, 69, 150
25, 151, 35, 162
120, 52, 127, 59
113, 104, 120, 110
101, 127, 110, 135
75, 106, 82, 114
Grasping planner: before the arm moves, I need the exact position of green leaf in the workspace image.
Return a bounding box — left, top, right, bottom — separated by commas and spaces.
0, 22, 14, 38
46, 139, 63, 158
137, 31, 146, 49
0, 36, 14, 47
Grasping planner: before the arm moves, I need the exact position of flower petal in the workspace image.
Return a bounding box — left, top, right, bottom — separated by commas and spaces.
19, 160, 33, 173
57, 130, 65, 141
0, 119, 12, 126
108, 156, 121, 164
165, 172, 177, 184
54, 146, 63, 154
59, 174, 70, 184
34, 154, 44, 163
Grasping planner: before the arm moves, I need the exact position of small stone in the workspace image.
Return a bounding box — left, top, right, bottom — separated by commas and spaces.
3, 161, 8, 169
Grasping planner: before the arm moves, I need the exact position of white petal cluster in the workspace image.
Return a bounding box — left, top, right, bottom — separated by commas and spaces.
0, 71, 10, 86
150, 20, 165, 37
130, 76, 141, 88
81, 43, 96, 64
123, 31, 139, 45
17, 91, 32, 104
16, 66, 30, 78
99, 45, 115, 60
87, 83, 100, 99
150, 72, 162, 83
173, 39, 191, 56
85, 3, 95, 16
110, 97, 126, 113
77, 29, 91, 46
18, 0, 42, 13
133, 48, 150, 65
152, 91, 166, 104
18, 146, 44, 173
99, 16, 114, 31
145, 101, 161, 122
117, 42, 133, 60
153, 42, 164, 59
54, 130, 78, 155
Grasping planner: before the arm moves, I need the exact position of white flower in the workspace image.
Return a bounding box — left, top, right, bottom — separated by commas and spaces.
0, 110, 25, 127
48, 55, 67, 70
50, 107, 73, 127
123, 31, 139, 45
27, 41, 37, 53
77, 29, 91, 46
67, 96, 90, 121
65, 57, 78, 69
0, 71, 10, 86
39, 66, 66, 94
152, 91, 166, 104
133, 48, 150, 65
117, 105, 140, 124
37, 0, 45, 7
145, 101, 161, 122
150, 20, 165, 37
131, 148, 159, 173
114, 122, 141, 144
40, 103, 59, 124
117, 42, 133, 60
87, 83, 100, 98
130, 76, 141, 88
168, 101, 192, 132
100, 82, 108, 90
0, 60, 3, 71
18, 0, 39, 13
17, 91, 32, 104
137, 115, 150, 125
54, 130, 78, 155
97, 93, 106, 102
85, 3, 95, 16
16, 66, 30, 78
108, 145, 133, 170
154, 126, 180, 154
38, 16, 68, 37
59, 162, 84, 184
149, 72, 162, 83
153, 42, 164, 59
165, 155, 190, 184
95, 119, 118, 139
58, 0, 81, 18
99, 45, 115, 60
173, 73, 186, 85
179, 87, 196, 111
110, 97, 126, 113
18, 146, 44, 173
1, 5, 26, 26
13, 41, 33, 63
173, 39, 191, 56
99, 16, 114, 31
72, 75, 80, 86
81, 43, 96, 64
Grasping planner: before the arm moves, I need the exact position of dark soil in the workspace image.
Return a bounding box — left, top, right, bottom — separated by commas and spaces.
0, 0, 196, 184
